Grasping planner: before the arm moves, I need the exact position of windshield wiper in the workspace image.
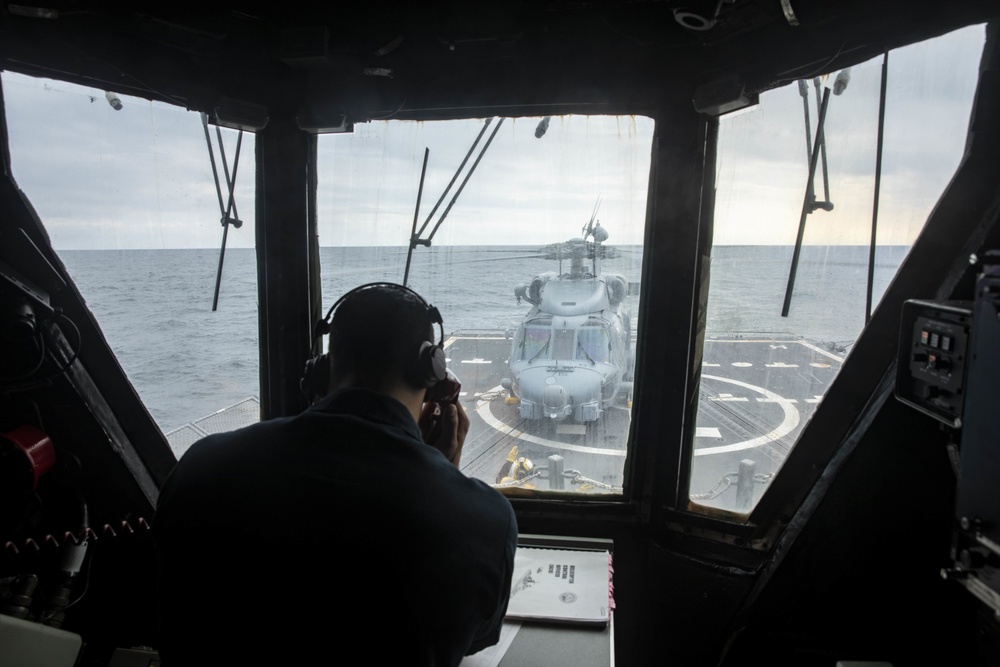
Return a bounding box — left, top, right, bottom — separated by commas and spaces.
529, 339, 550, 363
577, 340, 596, 365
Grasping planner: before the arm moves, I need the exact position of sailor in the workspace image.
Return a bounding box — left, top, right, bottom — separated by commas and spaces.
153, 283, 517, 667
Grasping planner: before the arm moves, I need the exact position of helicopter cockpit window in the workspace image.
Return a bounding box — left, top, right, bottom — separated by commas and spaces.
520, 326, 552, 361
577, 329, 611, 364
691, 25, 984, 514
0, 72, 260, 460
317, 115, 653, 496
551, 329, 576, 361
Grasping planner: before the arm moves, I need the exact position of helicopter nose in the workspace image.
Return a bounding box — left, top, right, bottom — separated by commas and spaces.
542, 384, 568, 413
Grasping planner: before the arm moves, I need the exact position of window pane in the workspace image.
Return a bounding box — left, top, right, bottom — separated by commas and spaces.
2, 73, 259, 458
520, 326, 552, 361
578, 329, 611, 363
318, 115, 653, 495
691, 26, 985, 512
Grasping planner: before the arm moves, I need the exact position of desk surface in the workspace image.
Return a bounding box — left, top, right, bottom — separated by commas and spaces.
499, 617, 613, 667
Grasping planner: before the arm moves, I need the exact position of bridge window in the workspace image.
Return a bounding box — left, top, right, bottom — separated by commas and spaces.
691, 24, 985, 513
317, 115, 653, 496
1, 72, 259, 459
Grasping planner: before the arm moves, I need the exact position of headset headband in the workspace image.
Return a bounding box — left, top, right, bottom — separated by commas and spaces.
316, 282, 444, 347
302, 282, 446, 403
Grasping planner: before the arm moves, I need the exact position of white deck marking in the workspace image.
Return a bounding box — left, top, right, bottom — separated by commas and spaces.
445, 335, 510, 344
456, 334, 834, 459
462, 358, 492, 364
710, 395, 749, 402
704, 339, 845, 364
708, 338, 794, 343
696, 375, 801, 456
795, 340, 845, 363
769, 344, 788, 349
805, 395, 824, 404
475, 386, 626, 457
766, 362, 799, 368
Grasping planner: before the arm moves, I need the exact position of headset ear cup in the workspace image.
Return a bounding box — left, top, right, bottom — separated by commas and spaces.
417, 341, 447, 388
300, 353, 329, 404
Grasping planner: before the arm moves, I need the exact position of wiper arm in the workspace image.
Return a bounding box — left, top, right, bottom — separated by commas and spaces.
577, 340, 595, 365
529, 339, 550, 363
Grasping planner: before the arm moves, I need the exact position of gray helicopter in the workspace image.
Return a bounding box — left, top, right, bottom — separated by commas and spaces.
500, 208, 636, 425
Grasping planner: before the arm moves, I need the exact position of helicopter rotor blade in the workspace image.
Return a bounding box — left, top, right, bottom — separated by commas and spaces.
385, 247, 549, 256
407, 254, 549, 268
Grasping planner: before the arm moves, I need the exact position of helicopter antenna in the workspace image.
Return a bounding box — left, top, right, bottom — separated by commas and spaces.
583, 195, 602, 238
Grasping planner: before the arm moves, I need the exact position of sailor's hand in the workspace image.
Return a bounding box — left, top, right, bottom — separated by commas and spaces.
419, 401, 470, 468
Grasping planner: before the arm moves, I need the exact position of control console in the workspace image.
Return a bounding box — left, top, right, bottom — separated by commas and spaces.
895, 299, 973, 427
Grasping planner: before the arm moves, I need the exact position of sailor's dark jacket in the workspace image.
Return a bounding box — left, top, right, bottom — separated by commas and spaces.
154, 387, 517, 667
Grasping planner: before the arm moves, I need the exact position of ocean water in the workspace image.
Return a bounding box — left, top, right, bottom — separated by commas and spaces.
58, 244, 908, 434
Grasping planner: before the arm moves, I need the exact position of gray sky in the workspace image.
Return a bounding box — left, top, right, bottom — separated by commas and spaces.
0, 23, 985, 250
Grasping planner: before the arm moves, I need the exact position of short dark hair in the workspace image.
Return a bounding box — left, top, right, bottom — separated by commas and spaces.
328, 285, 436, 389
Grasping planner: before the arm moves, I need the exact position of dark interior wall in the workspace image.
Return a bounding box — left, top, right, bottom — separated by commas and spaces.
720, 397, 979, 666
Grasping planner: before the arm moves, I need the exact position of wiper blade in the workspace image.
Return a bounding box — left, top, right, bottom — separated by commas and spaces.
529, 338, 550, 363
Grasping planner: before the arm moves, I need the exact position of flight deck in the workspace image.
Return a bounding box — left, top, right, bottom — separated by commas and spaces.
165, 331, 845, 506
448, 332, 845, 501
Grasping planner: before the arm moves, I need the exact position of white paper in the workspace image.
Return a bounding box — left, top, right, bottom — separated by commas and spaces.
504, 547, 610, 625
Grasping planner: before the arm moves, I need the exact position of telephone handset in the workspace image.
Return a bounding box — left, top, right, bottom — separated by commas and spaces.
425, 368, 461, 405
423, 369, 461, 445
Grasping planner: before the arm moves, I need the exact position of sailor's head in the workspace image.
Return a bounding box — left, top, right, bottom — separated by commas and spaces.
328, 283, 441, 393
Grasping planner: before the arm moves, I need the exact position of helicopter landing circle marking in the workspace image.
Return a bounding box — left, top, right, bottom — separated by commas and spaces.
695, 375, 800, 456
475, 386, 626, 457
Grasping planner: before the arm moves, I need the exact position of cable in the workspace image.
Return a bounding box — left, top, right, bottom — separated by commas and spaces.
0, 326, 47, 382
47, 310, 82, 375
367, 95, 408, 121
0, 310, 82, 394
3, 518, 151, 557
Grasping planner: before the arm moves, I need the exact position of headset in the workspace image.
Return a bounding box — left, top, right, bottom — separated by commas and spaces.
300, 282, 447, 404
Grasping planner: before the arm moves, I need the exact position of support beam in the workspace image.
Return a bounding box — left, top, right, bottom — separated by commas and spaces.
256, 115, 317, 420
631, 103, 718, 518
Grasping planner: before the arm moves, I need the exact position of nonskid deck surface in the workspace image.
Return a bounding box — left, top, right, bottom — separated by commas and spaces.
165, 332, 845, 497
446, 332, 845, 494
